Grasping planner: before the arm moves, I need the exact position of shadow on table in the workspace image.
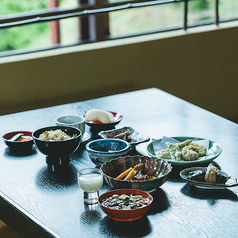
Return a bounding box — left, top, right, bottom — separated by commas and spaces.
97, 188, 169, 238
3, 146, 37, 159
35, 163, 78, 190
181, 183, 238, 205
147, 188, 170, 214
80, 203, 103, 225
99, 215, 152, 238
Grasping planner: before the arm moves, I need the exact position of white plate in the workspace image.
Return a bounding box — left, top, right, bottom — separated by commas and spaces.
81, 132, 91, 143
180, 167, 238, 189
147, 136, 222, 166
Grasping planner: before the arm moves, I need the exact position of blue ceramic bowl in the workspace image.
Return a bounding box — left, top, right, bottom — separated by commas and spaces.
101, 155, 172, 192
86, 138, 131, 166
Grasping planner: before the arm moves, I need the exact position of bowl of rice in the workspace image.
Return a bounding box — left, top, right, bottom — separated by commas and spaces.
32, 126, 81, 166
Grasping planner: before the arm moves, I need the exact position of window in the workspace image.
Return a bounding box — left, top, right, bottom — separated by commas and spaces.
0, 0, 238, 57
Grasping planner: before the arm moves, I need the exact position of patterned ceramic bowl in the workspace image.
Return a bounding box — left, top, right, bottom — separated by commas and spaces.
101, 155, 172, 192
86, 139, 131, 167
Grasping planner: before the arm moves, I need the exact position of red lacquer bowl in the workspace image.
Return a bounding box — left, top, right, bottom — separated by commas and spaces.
84, 111, 123, 133
3, 131, 33, 149
98, 189, 153, 222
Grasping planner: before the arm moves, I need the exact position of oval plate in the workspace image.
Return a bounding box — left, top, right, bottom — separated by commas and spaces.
98, 126, 150, 146
146, 136, 222, 166
180, 167, 238, 189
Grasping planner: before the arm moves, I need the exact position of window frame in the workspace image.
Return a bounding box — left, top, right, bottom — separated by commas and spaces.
0, 0, 236, 57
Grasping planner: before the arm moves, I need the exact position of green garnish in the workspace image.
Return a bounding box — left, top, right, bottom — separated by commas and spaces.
9, 133, 23, 141
122, 197, 130, 204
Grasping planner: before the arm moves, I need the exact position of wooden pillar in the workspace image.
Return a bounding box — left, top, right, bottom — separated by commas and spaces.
78, 0, 110, 42
49, 0, 61, 46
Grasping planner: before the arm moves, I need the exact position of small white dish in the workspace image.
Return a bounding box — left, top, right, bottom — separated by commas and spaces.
81, 132, 91, 144
98, 126, 150, 146
180, 167, 238, 189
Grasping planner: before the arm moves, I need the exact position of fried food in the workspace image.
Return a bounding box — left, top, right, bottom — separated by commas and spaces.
189, 142, 207, 156
157, 139, 207, 161
181, 145, 199, 161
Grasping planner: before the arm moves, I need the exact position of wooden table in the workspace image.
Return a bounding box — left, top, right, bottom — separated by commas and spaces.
0, 88, 238, 238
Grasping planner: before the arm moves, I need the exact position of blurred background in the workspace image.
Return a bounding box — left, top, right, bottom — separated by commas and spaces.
0, 0, 237, 55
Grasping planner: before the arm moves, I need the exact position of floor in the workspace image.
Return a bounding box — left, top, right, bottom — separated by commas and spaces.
0, 221, 22, 238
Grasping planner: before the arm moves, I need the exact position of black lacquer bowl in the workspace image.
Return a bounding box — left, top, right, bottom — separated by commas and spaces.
33, 126, 81, 166
101, 155, 172, 192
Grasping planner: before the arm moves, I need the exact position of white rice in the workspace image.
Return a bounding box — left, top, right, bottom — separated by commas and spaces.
39, 129, 75, 141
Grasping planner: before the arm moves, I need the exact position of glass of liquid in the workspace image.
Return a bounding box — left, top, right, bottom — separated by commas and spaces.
77, 168, 103, 204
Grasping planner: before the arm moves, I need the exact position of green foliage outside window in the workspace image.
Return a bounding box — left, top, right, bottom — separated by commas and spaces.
0, 0, 237, 54
0, 0, 50, 52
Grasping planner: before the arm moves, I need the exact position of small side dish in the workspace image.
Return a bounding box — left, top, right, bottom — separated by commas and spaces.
84, 110, 123, 134
85, 109, 114, 123
98, 126, 150, 146
98, 189, 153, 222
3, 131, 33, 149
180, 164, 238, 189
187, 163, 228, 183
86, 138, 131, 166
101, 193, 150, 210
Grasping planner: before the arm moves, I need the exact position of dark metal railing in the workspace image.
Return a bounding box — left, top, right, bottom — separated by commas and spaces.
0, 0, 236, 57
0, 0, 183, 29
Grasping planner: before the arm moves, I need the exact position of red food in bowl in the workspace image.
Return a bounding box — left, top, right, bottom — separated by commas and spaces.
3, 131, 33, 149
98, 189, 153, 222
84, 111, 123, 134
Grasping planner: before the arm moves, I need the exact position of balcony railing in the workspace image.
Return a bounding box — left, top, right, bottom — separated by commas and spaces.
0, 0, 237, 57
